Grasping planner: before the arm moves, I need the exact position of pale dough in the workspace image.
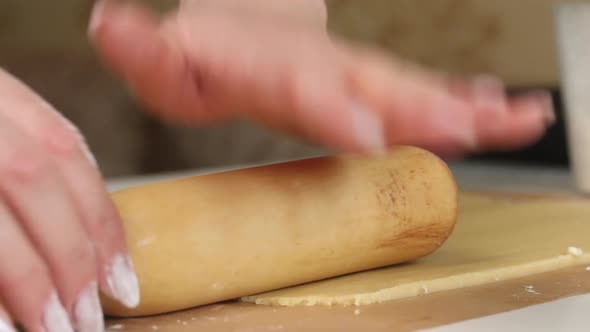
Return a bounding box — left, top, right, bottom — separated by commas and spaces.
241, 193, 590, 306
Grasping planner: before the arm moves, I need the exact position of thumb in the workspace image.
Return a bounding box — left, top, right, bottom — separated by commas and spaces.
88, 0, 222, 124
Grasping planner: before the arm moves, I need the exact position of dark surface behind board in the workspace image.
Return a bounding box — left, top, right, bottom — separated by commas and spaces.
469, 88, 569, 168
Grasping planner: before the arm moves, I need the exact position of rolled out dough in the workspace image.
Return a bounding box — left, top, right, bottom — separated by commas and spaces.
241, 193, 590, 306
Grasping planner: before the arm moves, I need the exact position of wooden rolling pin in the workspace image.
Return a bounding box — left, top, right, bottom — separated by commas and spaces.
101, 146, 458, 317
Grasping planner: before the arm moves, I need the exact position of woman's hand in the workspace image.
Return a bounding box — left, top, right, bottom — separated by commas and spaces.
0, 70, 139, 332
89, 0, 554, 158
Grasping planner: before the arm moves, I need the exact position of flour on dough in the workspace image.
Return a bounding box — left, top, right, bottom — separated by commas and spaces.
567, 246, 583, 256
241, 193, 590, 306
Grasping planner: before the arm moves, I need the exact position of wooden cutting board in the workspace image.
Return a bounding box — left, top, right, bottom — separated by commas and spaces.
104, 191, 590, 331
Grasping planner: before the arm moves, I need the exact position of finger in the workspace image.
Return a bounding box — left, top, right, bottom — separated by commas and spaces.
346, 47, 555, 157
0, 70, 140, 309
89, 0, 215, 123
0, 303, 16, 332
88, 0, 288, 126
0, 114, 103, 332
389, 66, 555, 153
284, 64, 386, 152
475, 91, 555, 152
345, 48, 479, 155
446, 74, 510, 114
445, 75, 554, 152
0, 200, 72, 332
216, 30, 388, 152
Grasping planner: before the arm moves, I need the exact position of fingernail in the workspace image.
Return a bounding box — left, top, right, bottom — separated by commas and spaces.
350, 102, 387, 154
88, 0, 107, 37
530, 91, 556, 125
0, 318, 16, 332
74, 282, 104, 332
43, 292, 74, 332
472, 75, 507, 112
106, 254, 140, 308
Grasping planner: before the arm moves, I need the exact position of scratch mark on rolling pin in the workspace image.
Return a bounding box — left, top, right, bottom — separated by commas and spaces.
524, 285, 541, 295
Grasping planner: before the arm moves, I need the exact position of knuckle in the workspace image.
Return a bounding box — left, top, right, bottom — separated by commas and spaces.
41, 122, 83, 159
0, 147, 47, 184
85, 204, 111, 234
62, 241, 95, 270
1, 263, 49, 293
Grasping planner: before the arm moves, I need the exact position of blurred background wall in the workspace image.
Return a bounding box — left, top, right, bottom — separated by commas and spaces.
0, 0, 577, 177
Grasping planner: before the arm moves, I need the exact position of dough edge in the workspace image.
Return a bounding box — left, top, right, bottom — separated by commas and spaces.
240, 252, 590, 307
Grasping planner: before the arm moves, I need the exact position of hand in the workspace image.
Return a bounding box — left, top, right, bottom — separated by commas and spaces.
0, 69, 139, 332
89, 0, 555, 158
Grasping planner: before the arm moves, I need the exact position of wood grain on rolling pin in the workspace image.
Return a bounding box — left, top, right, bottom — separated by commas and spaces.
101, 146, 458, 317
